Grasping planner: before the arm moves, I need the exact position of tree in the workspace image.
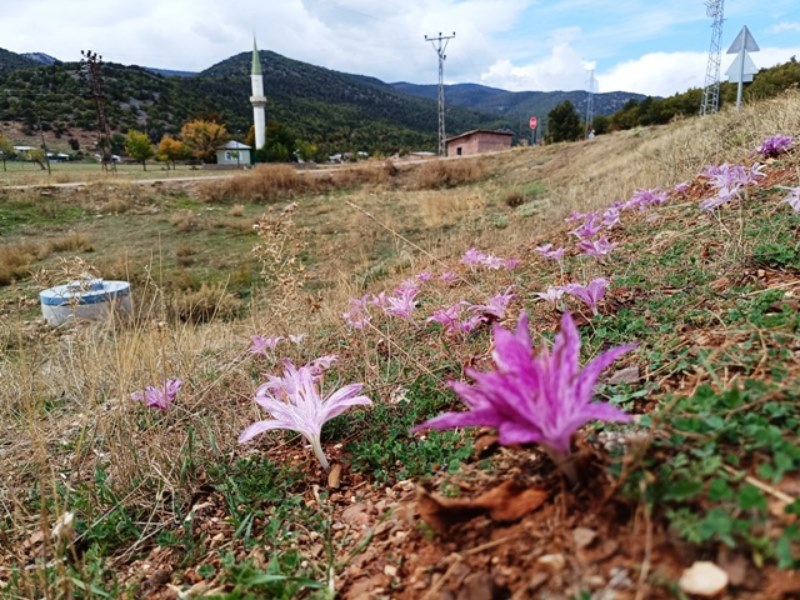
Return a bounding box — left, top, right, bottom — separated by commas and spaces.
180, 120, 229, 163
0, 133, 13, 172
546, 101, 583, 143
156, 135, 190, 170
125, 130, 155, 170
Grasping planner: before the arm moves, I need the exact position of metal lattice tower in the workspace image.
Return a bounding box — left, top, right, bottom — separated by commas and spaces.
700, 0, 725, 115
585, 69, 596, 136
425, 31, 455, 156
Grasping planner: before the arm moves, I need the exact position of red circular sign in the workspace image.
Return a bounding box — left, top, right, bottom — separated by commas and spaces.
529, 116, 538, 129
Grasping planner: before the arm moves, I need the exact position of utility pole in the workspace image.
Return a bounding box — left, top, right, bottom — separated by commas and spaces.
700, 0, 725, 115
584, 69, 596, 138
81, 50, 116, 172
425, 31, 455, 157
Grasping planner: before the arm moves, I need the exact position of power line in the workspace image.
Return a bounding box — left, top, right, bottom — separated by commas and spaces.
700, 0, 725, 116
424, 31, 455, 157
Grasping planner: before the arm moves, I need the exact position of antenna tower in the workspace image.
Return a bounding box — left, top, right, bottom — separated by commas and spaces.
585, 69, 596, 137
425, 31, 455, 156
700, 0, 725, 115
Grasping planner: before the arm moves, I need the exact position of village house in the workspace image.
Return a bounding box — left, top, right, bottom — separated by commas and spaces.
445, 129, 513, 157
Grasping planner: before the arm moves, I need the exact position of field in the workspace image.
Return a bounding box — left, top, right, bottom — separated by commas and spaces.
1, 92, 799, 599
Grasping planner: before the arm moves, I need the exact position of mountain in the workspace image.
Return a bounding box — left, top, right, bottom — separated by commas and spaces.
0, 48, 39, 76
0, 47, 509, 157
21, 52, 59, 65
392, 82, 647, 125
145, 67, 197, 78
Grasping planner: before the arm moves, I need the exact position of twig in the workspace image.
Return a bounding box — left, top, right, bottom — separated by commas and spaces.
721, 465, 795, 504
421, 554, 464, 600
634, 481, 653, 600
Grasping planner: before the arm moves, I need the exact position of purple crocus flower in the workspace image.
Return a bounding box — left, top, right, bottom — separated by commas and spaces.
534, 243, 566, 261
461, 248, 485, 266
288, 334, 306, 346
239, 362, 372, 471
535, 286, 566, 304
427, 302, 485, 336
384, 287, 418, 319
248, 335, 284, 356
307, 354, 339, 376
757, 134, 794, 158
412, 312, 636, 481
699, 162, 765, 211
601, 206, 621, 229
469, 287, 515, 321
782, 187, 800, 213
624, 188, 669, 211
343, 296, 371, 330
570, 215, 602, 240
578, 236, 617, 259
563, 278, 608, 316
439, 271, 459, 284
131, 378, 183, 412
673, 180, 691, 194
417, 271, 434, 282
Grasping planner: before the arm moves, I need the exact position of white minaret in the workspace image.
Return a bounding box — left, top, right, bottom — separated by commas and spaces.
250, 38, 266, 150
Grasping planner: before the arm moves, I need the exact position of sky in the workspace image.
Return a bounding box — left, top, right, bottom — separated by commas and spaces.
2, 0, 800, 97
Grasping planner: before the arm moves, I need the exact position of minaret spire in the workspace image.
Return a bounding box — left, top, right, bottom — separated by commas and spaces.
250, 37, 267, 151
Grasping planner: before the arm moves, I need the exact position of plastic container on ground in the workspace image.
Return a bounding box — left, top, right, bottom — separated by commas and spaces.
39, 277, 133, 326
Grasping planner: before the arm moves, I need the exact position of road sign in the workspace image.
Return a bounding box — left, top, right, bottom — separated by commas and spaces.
727, 25, 760, 54
529, 116, 538, 130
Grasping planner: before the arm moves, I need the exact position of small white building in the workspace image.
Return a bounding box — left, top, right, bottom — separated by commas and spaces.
215, 141, 252, 167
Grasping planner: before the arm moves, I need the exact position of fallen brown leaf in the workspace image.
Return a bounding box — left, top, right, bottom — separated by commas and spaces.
417, 480, 548, 534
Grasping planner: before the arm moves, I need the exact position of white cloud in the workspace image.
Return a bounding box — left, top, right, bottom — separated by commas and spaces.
480, 42, 593, 91
771, 21, 800, 34
598, 51, 707, 97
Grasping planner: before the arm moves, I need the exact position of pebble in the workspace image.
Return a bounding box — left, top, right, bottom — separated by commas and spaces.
537, 553, 566, 572
679, 561, 729, 597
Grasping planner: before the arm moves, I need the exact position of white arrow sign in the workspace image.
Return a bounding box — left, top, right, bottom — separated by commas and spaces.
726, 52, 758, 83
727, 25, 760, 54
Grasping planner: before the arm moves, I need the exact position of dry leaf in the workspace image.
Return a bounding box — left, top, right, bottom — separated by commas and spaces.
417, 480, 547, 533
328, 463, 342, 489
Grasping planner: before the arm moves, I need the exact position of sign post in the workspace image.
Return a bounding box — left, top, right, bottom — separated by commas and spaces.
725, 26, 759, 111
529, 116, 538, 145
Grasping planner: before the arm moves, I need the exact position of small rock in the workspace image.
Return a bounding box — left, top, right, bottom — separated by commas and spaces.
384, 564, 398, 578
537, 554, 566, 572
607, 366, 640, 386
341, 503, 370, 527
457, 572, 495, 600
679, 561, 729, 597
327, 464, 342, 489
572, 527, 597, 549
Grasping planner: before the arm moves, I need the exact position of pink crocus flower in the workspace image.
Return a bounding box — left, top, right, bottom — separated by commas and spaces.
249, 335, 284, 356
417, 271, 434, 282
461, 248, 485, 265
288, 334, 306, 346
534, 244, 566, 262
439, 271, 459, 284
427, 302, 485, 336
563, 278, 608, 316
578, 236, 617, 259
343, 296, 371, 330
412, 312, 636, 482
131, 379, 183, 412
570, 215, 602, 240
384, 287, 418, 319
782, 187, 800, 213
469, 287, 515, 321
239, 363, 371, 471
308, 354, 339, 375
535, 286, 566, 304
601, 207, 621, 229
757, 134, 794, 158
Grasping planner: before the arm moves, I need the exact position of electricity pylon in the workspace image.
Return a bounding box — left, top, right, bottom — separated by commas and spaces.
425, 31, 455, 156
700, 0, 725, 115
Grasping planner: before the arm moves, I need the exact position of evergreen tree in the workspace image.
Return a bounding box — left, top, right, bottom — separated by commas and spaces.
546, 101, 583, 143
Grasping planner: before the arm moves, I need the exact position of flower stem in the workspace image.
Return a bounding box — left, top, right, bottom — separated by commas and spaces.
310, 436, 330, 471
547, 449, 578, 486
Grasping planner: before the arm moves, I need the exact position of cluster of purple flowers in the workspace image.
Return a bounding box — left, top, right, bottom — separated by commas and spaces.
699, 162, 765, 211
757, 134, 795, 158
427, 288, 516, 336
461, 248, 520, 270
536, 278, 609, 316
343, 282, 421, 329
622, 188, 669, 212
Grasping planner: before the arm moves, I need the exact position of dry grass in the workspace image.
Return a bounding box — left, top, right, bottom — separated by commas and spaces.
0, 234, 93, 286
3, 91, 800, 595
